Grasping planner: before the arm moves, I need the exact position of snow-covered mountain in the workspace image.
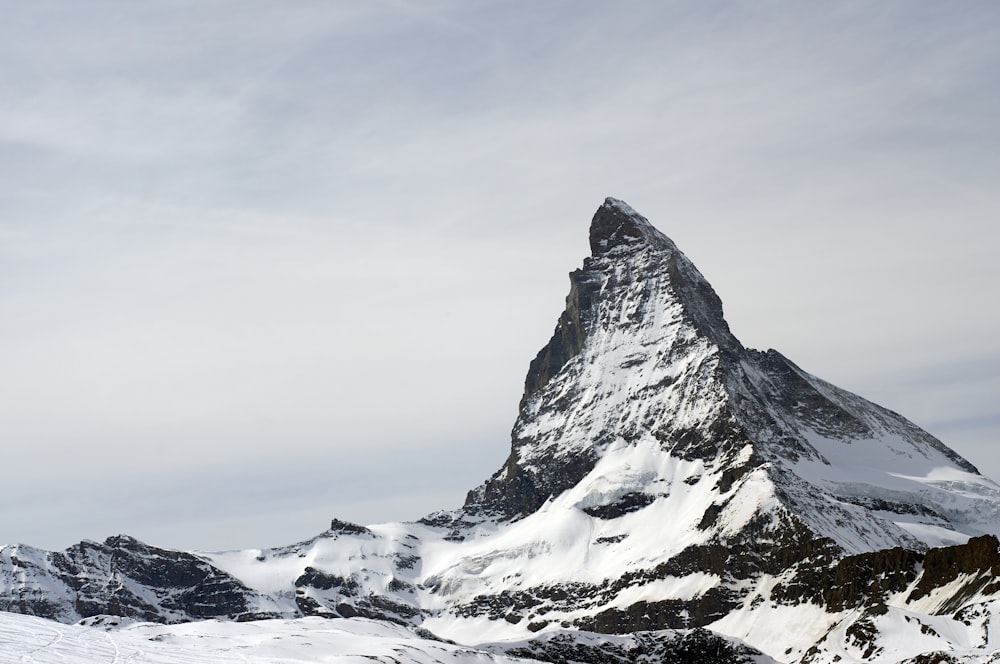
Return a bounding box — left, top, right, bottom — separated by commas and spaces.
3, 198, 999, 663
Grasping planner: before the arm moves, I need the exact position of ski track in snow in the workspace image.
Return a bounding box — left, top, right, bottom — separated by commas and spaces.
106, 630, 121, 664
0, 612, 536, 664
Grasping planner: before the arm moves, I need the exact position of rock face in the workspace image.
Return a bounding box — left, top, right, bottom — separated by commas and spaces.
437, 198, 1000, 640
0, 535, 264, 624
467, 198, 991, 551
2, 198, 999, 663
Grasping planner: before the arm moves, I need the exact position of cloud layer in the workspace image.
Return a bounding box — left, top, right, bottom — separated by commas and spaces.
2, 1, 998, 550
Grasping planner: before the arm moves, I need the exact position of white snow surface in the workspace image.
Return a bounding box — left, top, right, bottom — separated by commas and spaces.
0, 612, 533, 663
200, 435, 787, 643
712, 599, 1000, 663
792, 603, 1000, 664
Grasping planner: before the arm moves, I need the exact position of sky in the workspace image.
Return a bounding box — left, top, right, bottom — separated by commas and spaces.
1, 1, 999, 552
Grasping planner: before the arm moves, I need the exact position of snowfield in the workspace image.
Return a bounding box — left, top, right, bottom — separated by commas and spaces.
0, 612, 532, 663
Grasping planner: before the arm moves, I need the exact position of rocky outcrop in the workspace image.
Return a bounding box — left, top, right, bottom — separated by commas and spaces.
498, 628, 763, 664
773, 546, 922, 611
0, 535, 263, 623
771, 534, 1000, 615
908, 535, 1000, 609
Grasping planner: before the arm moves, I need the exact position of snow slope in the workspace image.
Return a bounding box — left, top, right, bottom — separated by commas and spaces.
0, 611, 534, 663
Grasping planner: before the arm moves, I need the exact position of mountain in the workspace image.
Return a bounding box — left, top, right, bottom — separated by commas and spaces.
3, 198, 999, 663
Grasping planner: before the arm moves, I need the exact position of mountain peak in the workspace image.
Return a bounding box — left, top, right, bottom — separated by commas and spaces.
469, 198, 996, 548
589, 197, 675, 256
589, 197, 740, 355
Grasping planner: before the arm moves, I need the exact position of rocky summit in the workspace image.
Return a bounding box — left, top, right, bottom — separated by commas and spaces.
3, 198, 1000, 663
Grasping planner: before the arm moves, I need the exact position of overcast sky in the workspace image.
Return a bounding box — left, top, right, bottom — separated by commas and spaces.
2, 1, 999, 552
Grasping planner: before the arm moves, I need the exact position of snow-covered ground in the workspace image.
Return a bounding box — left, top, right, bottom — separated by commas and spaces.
0, 612, 530, 663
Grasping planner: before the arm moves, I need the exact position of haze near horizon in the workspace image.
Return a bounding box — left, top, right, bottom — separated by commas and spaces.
2, 1, 999, 551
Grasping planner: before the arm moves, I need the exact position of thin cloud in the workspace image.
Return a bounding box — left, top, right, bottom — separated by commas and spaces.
1, 1, 998, 550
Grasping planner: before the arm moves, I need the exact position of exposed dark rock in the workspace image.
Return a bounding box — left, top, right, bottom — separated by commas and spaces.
294, 567, 357, 593
589, 198, 665, 257
334, 602, 357, 618
582, 492, 656, 519
835, 495, 942, 518
449, 513, 835, 633
522, 267, 604, 402
900, 653, 961, 664
577, 589, 736, 632
393, 553, 420, 570
697, 501, 727, 531
387, 578, 414, 593
350, 594, 422, 624
773, 546, 922, 611
329, 519, 372, 536
499, 628, 760, 664
293, 564, 421, 625
0, 536, 256, 623
908, 535, 1000, 609
845, 616, 883, 659
464, 446, 599, 521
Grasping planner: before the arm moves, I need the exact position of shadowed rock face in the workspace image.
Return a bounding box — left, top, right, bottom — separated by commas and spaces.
908, 535, 1000, 606
522, 265, 603, 403
467, 198, 752, 521
524, 198, 738, 405
772, 545, 924, 611
774, 534, 1000, 614
500, 628, 760, 664
589, 198, 665, 255
0, 536, 259, 623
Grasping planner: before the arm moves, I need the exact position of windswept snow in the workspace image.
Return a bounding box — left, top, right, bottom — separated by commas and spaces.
0, 612, 532, 663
